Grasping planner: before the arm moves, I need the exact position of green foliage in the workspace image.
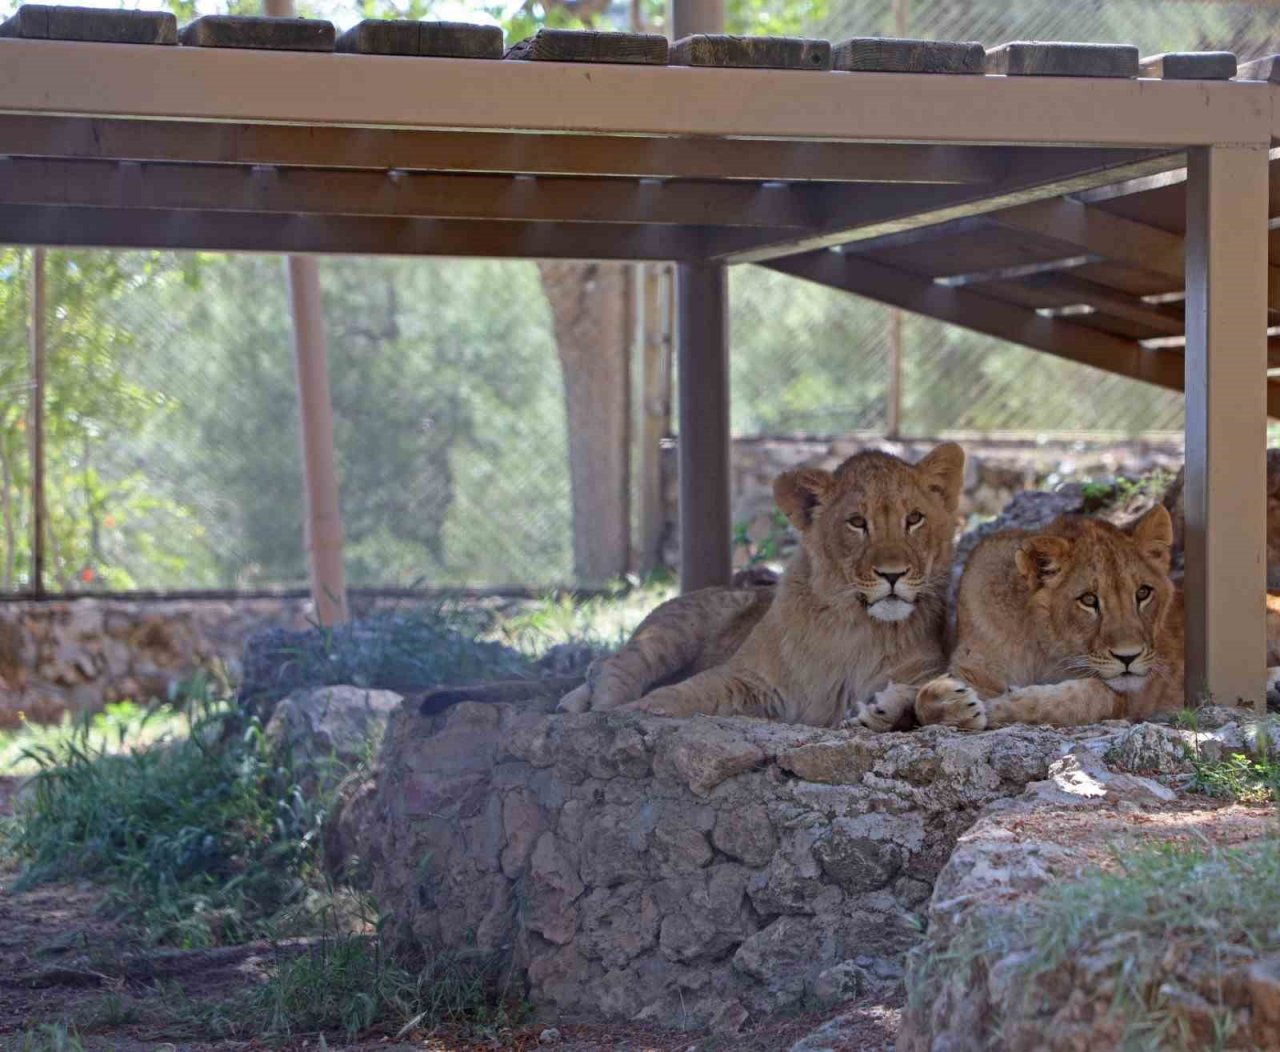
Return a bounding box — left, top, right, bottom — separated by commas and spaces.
732, 509, 792, 566
1190, 751, 1280, 805
8, 690, 337, 948
910, 838, 1280, 1052
9, 1024, 85, 1052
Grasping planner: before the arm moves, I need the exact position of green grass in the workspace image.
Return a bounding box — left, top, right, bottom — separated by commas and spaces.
6, 689, 339, 948
7, 1023, 85, 1052
910, 838, 1280, 1052
497, 575, 675, 655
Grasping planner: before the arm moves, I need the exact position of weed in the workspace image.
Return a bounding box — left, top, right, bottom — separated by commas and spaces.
7, 1023, 85, 1052
8, 693, 337, 948
1190, 751, 1280, 804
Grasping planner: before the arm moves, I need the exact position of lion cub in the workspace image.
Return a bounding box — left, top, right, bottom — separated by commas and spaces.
562, 444, 964, 727
905, 507, 1186, 731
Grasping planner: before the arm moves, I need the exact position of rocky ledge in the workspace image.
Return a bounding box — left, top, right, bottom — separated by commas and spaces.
331, 697, 1218, 1033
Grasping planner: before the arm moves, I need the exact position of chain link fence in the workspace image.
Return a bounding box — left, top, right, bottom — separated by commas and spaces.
3, 0, 1278, 591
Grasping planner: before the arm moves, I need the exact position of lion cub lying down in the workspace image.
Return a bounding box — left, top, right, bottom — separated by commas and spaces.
876, 506, 1187, 731
560, 443, 965, 727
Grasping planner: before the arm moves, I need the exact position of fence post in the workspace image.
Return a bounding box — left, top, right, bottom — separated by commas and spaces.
28, 246, 45, 596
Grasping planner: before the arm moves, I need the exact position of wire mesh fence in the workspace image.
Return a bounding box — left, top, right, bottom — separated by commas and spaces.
3, 0, 1278, 592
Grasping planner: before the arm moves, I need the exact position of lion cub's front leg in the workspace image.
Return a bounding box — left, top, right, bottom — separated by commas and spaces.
914, 676, 989, 731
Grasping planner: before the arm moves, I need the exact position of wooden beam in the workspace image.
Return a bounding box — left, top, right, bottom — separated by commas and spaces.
989, 195, 1280, 313
1020, 272, 1184, 335
762, 248, 1280, 417
713, 148, 1182, 263
0, 156, 818, 228
0, 39, 1269, 147
0, 115, 1003, 185
676, 263, 731, 592
1184, 144, 1269, 711
0, 204, 714, 260
27, 246, 44, 596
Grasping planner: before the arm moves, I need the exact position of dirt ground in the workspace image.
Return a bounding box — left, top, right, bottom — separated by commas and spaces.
0, 776, 899, 1052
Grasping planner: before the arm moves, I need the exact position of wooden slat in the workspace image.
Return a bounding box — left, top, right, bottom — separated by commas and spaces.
335, 20, 501, 58
986, 41, 1139, 78
671, 34, 831, 70
988, 196, 1280, 313
0, 204, 711, 260
831, 37, 983, 74
0, 38, 1267, 147
0, 115, 1003, 185
505, 29, 667, 64
1237, 54, 1280, 83
0, 155, 820, 227
179, 15, 334, 51
714, 148, 1181, 263
1139, 52, 1236, 80
1019, 272, 1185, 335
0, 4, 176, 43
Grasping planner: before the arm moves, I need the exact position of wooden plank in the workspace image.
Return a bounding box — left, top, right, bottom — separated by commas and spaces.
28, 247, 45, 597
505, 29, 667, 64
714, 148, 1181, 264
1020, 272, 1184, 335
989, 195, 1280, 313
336, 20, 501, 58
832, 37, 983, 74
1138, 52, 1235, 80
677, 264, 732, 592
671, 34, 831, 70
0, 203, 711, 260
986, 41, 1139, 78
0, 4, 176, 43
0, 115, 1003, 184
1184, 144, 1270, 710
0, 39, 1268, 147
0, 156, 819, 227
179, 15, 334, 51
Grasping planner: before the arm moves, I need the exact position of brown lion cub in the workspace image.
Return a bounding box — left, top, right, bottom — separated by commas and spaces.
562, 444, 964, 727
906, 507, 1185, 731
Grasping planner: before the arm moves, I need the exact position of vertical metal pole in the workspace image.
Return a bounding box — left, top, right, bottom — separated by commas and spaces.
677, 264, 731, 592
28, 247, 45, 597
885, 0, 909, 439
265, 0, 348, 626
1184, 144, 1268, 712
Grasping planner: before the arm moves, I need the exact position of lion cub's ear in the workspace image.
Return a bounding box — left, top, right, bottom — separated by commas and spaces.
916, 442, 965, 512
1131, 504, 1173, 572
1015, 535, 1073, 588
774, 467, 835, 531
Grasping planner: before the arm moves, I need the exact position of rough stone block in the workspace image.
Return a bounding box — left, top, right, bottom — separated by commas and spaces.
671, 33, 831, 70
336, 19, 501, 58
505, 28, 667, 64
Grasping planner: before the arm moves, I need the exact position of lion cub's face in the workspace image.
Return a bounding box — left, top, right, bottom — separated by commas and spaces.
773, 443, 965, 622
1016, 507, 1175, 695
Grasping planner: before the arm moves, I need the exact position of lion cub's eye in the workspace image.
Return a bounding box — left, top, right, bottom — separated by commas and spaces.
847, 515, 867, 531
905, 511, 924, 529
1136, 585, 1153, 604
1077, 592, 1100, 611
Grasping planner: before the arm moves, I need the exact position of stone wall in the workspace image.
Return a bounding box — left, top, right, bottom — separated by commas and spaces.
0, 592, 448, 728
661, 434, 1184, 570
346, 697, 1130, 1030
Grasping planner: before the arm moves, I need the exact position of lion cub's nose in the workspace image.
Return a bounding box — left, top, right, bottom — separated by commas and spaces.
875, 568, 906, 588
1110, 648, 1141, 670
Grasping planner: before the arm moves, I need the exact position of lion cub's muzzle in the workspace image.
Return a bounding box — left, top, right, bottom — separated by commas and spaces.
860, 567, 921, 623
1094, 646, 1155, 694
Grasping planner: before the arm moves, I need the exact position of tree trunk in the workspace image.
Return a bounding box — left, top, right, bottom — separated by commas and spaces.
538, 261, 631, 584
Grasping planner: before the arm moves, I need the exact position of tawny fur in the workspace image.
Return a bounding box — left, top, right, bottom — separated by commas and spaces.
564, 444, 965, 727
910, 507, 1186, 730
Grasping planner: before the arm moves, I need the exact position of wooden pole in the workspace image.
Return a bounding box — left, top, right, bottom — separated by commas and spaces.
28, 246, 45, 596
264, 0, 347, 626
671, 0, 730, 593
677, 263, 731, 592
885, 0, 909, 438
637, 263, 672, 573
1183, 144, 1268, 712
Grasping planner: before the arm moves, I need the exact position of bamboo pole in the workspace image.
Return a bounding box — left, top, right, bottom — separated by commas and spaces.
264, 0, 347, 626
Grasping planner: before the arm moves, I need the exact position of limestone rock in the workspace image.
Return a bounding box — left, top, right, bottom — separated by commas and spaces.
265, 684, 401, 771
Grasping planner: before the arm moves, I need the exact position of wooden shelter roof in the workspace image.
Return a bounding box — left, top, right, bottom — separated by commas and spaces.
2, 9, 1280, 405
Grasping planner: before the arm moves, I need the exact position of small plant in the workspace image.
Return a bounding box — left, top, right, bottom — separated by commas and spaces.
10, 1024, 85, 1052
733, 509, 793, 567
1190, 751, 1280, 805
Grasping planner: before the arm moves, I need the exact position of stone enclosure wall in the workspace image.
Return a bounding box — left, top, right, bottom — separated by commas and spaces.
343, 696, 1130, 1031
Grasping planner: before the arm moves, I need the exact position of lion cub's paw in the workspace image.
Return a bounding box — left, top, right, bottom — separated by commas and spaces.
915, 676, 988, 731
850, 682, 916, 732
625, 688, 688, 718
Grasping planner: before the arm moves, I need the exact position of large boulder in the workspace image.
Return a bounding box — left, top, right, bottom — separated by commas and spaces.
354, 698, 1153, 1029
